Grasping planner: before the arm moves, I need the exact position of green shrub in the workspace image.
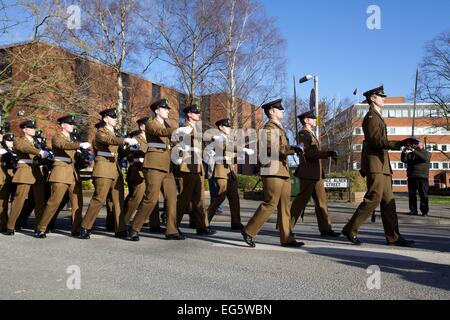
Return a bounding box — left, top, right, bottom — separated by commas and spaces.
82, 179, 94, 190
237, 175, 262, 191
326, 171, 366, 193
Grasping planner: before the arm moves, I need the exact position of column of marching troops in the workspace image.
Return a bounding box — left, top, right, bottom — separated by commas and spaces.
0, 85, 416, 247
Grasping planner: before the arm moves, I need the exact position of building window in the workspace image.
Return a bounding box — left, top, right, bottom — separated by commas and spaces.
353, 144, 362, 151
443, 163, 449, 169
201, 95, 210, 130
387, 127, 396, 135
178, 94, 187, 124
354, 128, 362, 135
352, 162, 361, 170
434, 179, 441, 187
393, 179, 407, 186
442, 145, 447, 152
416, 109, 424, 117
397, 162, 405, 169
152, 84, 161, 101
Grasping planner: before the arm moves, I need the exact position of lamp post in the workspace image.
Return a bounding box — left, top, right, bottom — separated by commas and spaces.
299, 75, 319, 142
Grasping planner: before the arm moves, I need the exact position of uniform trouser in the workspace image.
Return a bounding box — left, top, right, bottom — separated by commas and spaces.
124, 179, 160, 227
408, 178, 429, 215
0, 183, 12, 230
175, 176, 194, 225
176, 173, 208, 229
37, 181, 83, 233
81, 176, 126, 233
131, 169, 178, 235
208, 177, 241, 226
342, 174, 401, 243
105, 192, 115, 230
290, 179, 332, 233
244, 177, 295, 245
7, 183, 46, 230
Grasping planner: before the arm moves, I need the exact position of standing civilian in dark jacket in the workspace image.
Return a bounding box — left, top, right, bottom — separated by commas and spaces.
401, 141, 431, 216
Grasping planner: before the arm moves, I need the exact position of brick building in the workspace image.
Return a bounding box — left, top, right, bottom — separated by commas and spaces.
322, 97, 450, 192
0, 40, 263, 174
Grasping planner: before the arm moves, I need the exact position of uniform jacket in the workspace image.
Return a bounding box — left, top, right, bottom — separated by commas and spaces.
360, 107, 401, 176
12, 136, 44, 184
179, 122, 204, 175
401, 149, 431, 179
143, 117, 175, 173
259, 120, 295, 178
92, 127, 125, 179
294, 128, 329, 181
127, 133, 147, 183
0, 148, 14, 185
48, 132, 81, 185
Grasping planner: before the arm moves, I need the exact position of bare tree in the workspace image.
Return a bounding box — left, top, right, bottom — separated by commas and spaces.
418, 30, 450, 129
143, 0, 225, 106
42, 0, 148, 133
208, 0, 286, 126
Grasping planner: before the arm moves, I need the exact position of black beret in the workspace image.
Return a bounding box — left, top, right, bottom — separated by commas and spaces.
94, 121, 106, 129
215, 118, 231, 128
261, 99, 284, 111
99, 108, 117, 119
57, 114, 75, 125
129, 130, 141, 138
19, 119, 37, 129
183, 104, 200, 114
136, 117, 149, 126
3, 133, 14, 141
363, 85, 387, 99
150, 98, 170, 112
297, 110, 316, 121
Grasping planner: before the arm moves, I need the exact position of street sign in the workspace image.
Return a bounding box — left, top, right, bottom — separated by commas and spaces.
324, 178, 349, 189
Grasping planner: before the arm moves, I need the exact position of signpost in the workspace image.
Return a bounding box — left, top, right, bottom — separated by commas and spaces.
323, 177, 351, 202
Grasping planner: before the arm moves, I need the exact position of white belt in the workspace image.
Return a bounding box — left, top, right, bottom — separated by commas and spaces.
133, 158, 144, 163
148, 143, 170, 150
54, 156, 72, 163
97, 151, 116, 158
215, 156, 232, 162
18, 159, 33, 164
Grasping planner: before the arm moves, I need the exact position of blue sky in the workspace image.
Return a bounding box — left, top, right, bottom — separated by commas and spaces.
1, 0, 449, 104
261, 0, 450, 103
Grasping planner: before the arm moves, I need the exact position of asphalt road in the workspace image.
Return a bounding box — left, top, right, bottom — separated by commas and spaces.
1, 216, 449, 300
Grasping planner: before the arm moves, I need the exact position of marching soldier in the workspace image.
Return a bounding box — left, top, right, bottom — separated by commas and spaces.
123, 119, 162, 231
79, 108, 138, 239
129, 98, 189, 241
342, 86, 415, 246
241, 99, 304, 248
35, 115, 91, 238
207, 118, 246, 231
4, 119, 51, 235
176, 104, 215, 236
290, 111, 341, 237
0, 132, 15, 233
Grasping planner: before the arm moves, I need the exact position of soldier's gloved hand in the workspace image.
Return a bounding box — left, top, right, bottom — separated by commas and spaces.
243, 148, 255, 155
212, 135, 226, 143
327, 150, 338, 159
80, 142, 91, 149
175, 126, 193, 136
124, 138, 138, 146
39, 150, 50, 159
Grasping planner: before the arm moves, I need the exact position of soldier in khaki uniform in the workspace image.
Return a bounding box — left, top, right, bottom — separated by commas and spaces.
207, 118, 248, 230
176, 104, 215, 236
0, 133, 15, 233
290, 111, 341, 237
35, 115, 91, 238
123, 119, 162, 231
129, 99, 189, 241
342, 86, 415, 246
242, 99, 304, 248
5, 119, 51, 235
79, 108, 139, 239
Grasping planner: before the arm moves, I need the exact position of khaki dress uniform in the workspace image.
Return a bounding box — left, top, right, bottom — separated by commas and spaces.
131, 118, 179, 236
36, 133, 83, 234
176, 122, 209, 229
290, 128, 333, 233
7, 137, 46, 231
0, 147, 14, 231
81, 127, 126, 233
342, 107, 402, 243
244, 120, 296, 245
207, 133, 241, 228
